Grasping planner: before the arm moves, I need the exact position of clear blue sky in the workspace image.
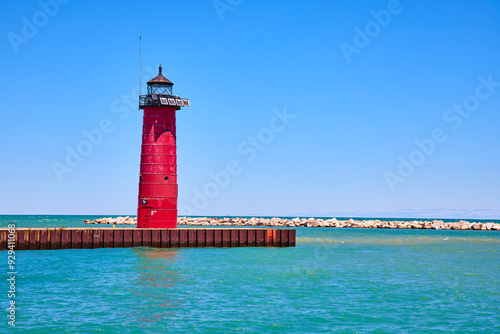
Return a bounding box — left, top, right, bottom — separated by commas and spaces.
1, 0, 499, 219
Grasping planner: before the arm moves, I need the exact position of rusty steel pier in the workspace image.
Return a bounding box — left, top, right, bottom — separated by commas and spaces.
0, 228, 296, 250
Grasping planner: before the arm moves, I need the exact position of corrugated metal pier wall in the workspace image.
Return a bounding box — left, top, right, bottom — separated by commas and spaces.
0, 228, 296, 250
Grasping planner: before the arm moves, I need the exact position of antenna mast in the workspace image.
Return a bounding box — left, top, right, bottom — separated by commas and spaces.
139, 35, 142, 96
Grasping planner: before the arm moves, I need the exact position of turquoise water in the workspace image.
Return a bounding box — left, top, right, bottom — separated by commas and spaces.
1, 216, 500, 333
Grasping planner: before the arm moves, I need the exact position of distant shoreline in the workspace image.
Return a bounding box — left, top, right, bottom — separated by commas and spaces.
85, 217, 500, 231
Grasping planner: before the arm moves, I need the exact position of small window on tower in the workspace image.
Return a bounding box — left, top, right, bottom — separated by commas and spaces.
164, 176, 169, 181
142, 199, 147, 205
165, 128, 169, 133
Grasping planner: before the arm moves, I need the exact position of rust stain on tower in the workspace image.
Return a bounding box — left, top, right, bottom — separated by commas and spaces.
137, 65, 190, 228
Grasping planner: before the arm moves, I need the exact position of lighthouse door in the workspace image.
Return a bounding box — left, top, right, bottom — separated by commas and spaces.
138, 206, 153, 228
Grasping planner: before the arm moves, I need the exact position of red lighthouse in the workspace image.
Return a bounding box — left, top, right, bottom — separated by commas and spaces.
137, 65, 190, 228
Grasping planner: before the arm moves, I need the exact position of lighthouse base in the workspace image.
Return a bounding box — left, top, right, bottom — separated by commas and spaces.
137, 208, 177, 228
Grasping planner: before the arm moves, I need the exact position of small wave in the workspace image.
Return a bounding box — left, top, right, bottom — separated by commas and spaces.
297, 236, 500, 245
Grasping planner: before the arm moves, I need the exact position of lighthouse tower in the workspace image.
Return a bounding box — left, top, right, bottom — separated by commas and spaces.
137, 65, 190, 228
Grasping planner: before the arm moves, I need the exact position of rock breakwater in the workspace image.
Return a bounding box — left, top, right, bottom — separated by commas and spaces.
84, 217, 500, 230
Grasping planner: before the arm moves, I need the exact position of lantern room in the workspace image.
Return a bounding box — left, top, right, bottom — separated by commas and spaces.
139, 65, 190, 109
146, 65, 173, 95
